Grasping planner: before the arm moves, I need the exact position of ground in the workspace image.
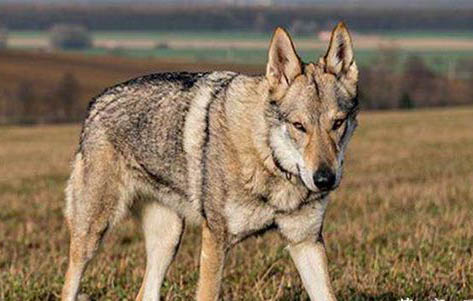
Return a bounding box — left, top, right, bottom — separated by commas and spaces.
0, 106, 472, 300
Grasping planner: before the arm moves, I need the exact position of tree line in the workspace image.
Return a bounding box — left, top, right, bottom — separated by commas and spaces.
0, 51, 472, 125
360, 49, 473, 110
1, 4, 473, 32
0, 72, 82, 124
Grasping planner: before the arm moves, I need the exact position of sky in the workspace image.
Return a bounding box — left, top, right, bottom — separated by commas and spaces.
1, 0, 472, 7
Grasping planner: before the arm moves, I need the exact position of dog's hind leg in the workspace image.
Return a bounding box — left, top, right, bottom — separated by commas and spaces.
135, 202, 184, 301
61, 219, 109, 301
61, 150, 127, 301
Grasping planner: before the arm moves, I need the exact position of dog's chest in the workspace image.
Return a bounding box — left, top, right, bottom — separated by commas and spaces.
223, 180, 314, 242
224, 196, 275, 241
223, 192, 328, 244
266, 177, 310, 211
240, 161, 310, 211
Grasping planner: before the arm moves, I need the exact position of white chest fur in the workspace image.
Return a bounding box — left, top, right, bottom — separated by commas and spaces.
224, 192, 329, 244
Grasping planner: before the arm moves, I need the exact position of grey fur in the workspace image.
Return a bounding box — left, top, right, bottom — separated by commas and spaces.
62, 24, 359, 301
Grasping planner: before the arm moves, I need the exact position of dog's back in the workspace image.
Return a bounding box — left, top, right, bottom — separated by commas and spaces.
79, 72, 204, 195
80, 72, 237, 192
66, 71, 239, 229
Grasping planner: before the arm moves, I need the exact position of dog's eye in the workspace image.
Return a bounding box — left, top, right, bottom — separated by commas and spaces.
292, 122, 306, 133
332, 119, 345, 131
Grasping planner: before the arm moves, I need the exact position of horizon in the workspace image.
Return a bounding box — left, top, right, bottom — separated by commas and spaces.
1, 0, 473, 9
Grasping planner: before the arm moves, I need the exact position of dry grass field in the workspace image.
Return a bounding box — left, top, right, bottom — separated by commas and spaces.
1, 106, 473, 300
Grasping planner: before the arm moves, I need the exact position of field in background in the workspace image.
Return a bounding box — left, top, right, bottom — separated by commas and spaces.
1, 107, 472, 300
0, 49, 262, 124
6, 30, 473, 73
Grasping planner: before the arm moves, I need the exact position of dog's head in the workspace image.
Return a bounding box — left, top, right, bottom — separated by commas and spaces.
265, 23, 359, 193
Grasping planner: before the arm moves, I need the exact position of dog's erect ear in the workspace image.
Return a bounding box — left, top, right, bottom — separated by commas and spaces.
324, 22, 356, 77
266, 27, 302, 93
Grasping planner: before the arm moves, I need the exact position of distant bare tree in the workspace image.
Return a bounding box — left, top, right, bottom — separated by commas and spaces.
154, 42, 170, 50
360, 45, 402, 109
402, 55, 439, 106
0, 26, 7, 49
54, 72, 81, 122
399, 91, 415, 109
49, 24, 92, 50
0, 89, 8, 123
16, 80, 37, 123
456, 58, 473, 80
470, 63, 473, 102
403, 55, 434, 84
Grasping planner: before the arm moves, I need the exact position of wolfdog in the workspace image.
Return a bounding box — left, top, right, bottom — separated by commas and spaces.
61, 22, 359, 301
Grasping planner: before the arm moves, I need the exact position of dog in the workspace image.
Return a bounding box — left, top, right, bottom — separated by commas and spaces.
61, 22, 359, 301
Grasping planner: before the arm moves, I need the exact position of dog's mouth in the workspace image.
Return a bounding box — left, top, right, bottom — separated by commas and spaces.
296, 164, 315, 191
297, 164, 337, 195
273, 161, 333, 201
272, 154, 298, 183
271, 150, 294, 179
313, 190, 330, 199
272, 150, 333, 192
283, 171, 292, 181
270, 142, 334, 195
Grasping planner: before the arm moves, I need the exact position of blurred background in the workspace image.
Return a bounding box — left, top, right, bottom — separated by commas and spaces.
0, 0, 472, 123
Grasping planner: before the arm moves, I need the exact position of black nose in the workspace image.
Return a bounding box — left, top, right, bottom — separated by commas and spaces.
313, 167, 336, 191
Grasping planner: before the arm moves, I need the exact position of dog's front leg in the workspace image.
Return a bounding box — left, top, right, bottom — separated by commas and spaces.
196, 221, 227, 301
288, 239, 337, 301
